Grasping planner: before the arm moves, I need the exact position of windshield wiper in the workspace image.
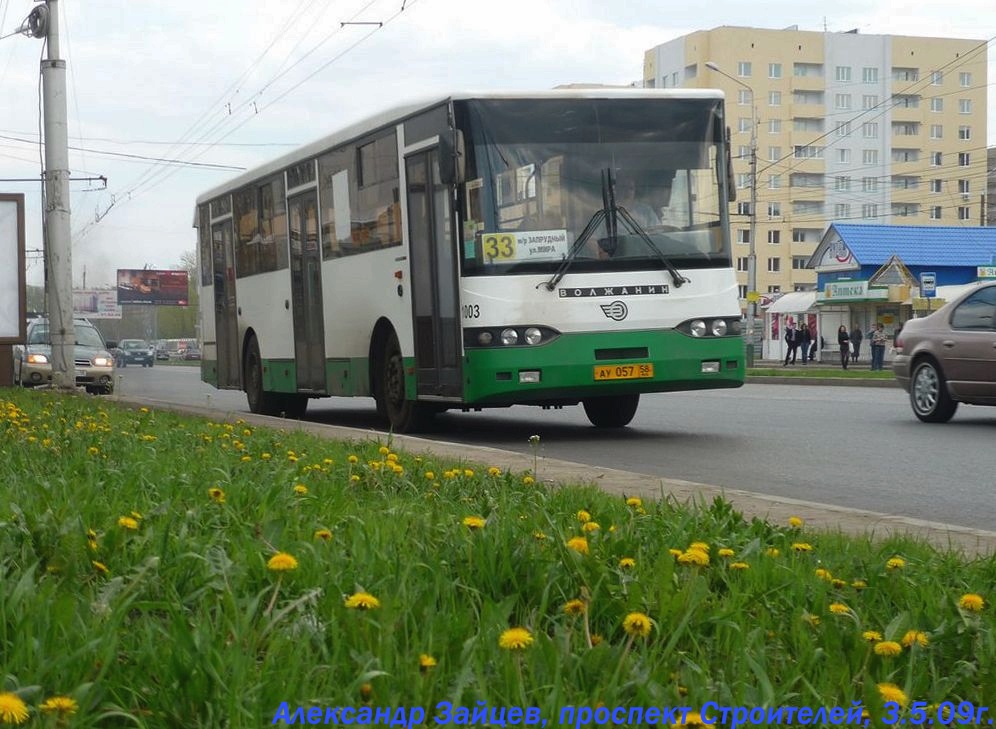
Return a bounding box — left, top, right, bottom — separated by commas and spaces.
541, 208, 608, 291
614, 205, 690, 289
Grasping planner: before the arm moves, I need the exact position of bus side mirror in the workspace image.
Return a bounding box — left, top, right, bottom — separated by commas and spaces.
724, 126, 736, 202
438, 130, 465, 185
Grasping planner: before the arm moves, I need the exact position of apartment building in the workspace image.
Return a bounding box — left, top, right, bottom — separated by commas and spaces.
644, 26, 988, 301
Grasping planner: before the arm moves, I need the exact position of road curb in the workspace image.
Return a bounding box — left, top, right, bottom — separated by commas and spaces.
747, 376, 899, 387
113, 394, 996, 557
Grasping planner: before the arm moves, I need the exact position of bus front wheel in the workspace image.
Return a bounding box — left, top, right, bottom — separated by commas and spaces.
244, 336, 308, 418
582, 394, 639, 428
380, 332, 431, 433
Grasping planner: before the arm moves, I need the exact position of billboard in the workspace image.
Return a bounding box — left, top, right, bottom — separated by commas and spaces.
117, 269, 189, 305
73, 289, 122, 319
0, 194, 27, 343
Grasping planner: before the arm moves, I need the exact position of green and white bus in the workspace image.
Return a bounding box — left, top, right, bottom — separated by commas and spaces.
195, 89, 744, 432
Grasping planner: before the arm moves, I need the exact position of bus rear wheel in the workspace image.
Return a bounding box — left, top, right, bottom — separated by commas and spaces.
381, 332, 431, 433
582, 394, 640, 428
244, 336, 308, 419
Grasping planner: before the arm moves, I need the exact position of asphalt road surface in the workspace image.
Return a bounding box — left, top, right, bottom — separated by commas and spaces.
114, 365, 996, 531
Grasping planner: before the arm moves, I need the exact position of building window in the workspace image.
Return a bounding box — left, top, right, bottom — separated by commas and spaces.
862, 94, 879, 109
861, 204, 878, 219
931, 70, 943, 85
958, 125, 971, 140
834, 176, 851, 191
737, 61, 752, 77
862, 67, 879, 83
768, 119, 781, 134
767, 257, 781, 273
862, 177, 878, 192
737, 229, 751, 244
736, 257, 749, 272
862, 149, 878, 165
671, 72, 678, 86
958, 152, 970, 166
929, 124, 943, 139
738, 284, 748, 300
738, 89, 751, 105
736, 202, 752, 216
835, 122, 851, 137
768, 230, 781, 244
834, 93, 852, 110
769, 62, 782, 78
862, 122, 878, 138
838, 149, 851, 164
929, 97, 943, 113
959, 180, 970, 195
931, 151, 943, 166
929, 179, 942, 193
960, 71, 972, 87
767, 285, 781, 294
768, 146, 782, 162
738, 117, 752, 133
959, 98, 972, 114
739, 145, 751, 160
834, 203, 850, 219
958, 206, 971, 221
768, 175, 782, 189
893, 67, 919, 82
737, 173, 751, 189
930, 206, 942, 220
792, 256, 809, 270
768, 90, 781, 106
835, 66, 852, 82
768, 202, 781, 218
793, 145, 823, 159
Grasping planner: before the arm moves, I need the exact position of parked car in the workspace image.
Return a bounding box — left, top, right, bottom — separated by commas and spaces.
155, 347, 170, 361
12, 318, 115, 394
116, 339, 155, 367
893, 281, 996, 422
181, 346, 202, 361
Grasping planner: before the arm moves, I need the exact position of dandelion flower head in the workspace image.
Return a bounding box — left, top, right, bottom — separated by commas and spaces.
344, 592, 381, 610
498, 627, 534, 650
267, 552, 299, 572
622, 611, 653, 638
0, 692, 29, 725
959, 593, 984, 612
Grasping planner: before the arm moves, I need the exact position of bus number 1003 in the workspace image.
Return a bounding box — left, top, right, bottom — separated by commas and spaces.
594, 363, 655, 381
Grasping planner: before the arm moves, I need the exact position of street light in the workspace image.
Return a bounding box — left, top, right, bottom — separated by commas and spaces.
705, 61, 758, 360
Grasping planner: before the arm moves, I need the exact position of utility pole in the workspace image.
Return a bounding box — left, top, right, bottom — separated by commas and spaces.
26, 0, 74, 389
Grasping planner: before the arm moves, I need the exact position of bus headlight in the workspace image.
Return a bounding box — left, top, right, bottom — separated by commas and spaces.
477, 331, 493, 346
711, 319, 728, 337
500, 328, 519, 346
524, 327, 542, 345
689, 320, 707, 337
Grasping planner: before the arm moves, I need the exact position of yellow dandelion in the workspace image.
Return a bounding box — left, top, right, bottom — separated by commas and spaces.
668, 548, 683, 558
208, 487, 226, 504
91, 560, 109, 575
862, 630, 883, 642
487, 466, 501, 476
344, 592, 381, 610
240, 455, 251, 462
498, 627, 534, 650
788, 516, 804, 528
266, 552, 299, 572
347, 454, 358, 464
730, 561, 750, 570
886, 556, 906, 570
959, 593, 985, 612
350, 474, 360, 482
815, 568, 833, 581
672, 712, 714, 728
765, 547, 781, 557
829, 603, 850, 615
532, 530, 547, 541
419, 654, 437, 673
566, 537, 589, 555
874, 640, 902, 657
677, 549, 709, 566
117, 516, 139, 531
563, 599, 587, 616
378, 446, 390, 455
261, 452, 272, 460
522, 475, 535, 485
618, 557, 636, 569
877, 683, 909, 708
314, 529, 333, 541
40, 695, 78, 716
901, 630, 929, 648
689, 541, 710, 553
87, 446, 99, 456
622, 611, 653, 638
293, 484, 308, 496
791, 542, 813, 552
462, 515, 486, 530
0, 692, 30, 725
831, 578, 847, 588
718, 548, 735, 558
625, 496, 643, 508
386, 453, 398, 462
424, 471, 435, 480
851, 579, 868, 590
463, 469, 474, 478
576, 510, 592, 523
581, 521, 600, 533
804, 613, 821, 627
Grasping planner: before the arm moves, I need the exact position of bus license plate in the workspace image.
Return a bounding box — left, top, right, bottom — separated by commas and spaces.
593, 363, 654, 381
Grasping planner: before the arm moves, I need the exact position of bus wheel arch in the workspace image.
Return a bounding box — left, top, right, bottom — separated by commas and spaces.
375, 326, 432, 433
242, 331, 308, 418
369, 318, 395, 416
582, 393, 640, 428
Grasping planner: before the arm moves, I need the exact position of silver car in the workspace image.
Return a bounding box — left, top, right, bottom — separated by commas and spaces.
13, 318, 115, 394
892, 282, 996, 422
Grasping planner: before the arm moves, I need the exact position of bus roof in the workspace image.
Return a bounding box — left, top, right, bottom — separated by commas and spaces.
194, 88, 726, 212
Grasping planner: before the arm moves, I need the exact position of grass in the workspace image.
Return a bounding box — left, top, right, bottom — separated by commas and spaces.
748, 367, 896, 379
1, 389, 993, 727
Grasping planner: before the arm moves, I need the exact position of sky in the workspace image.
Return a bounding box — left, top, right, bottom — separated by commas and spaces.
0, 0, 994, 288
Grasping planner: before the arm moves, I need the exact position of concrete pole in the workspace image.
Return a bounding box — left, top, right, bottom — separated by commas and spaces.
41, 0, 75, 390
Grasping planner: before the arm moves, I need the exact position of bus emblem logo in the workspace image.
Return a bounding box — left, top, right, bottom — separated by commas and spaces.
600, 301, 628, 321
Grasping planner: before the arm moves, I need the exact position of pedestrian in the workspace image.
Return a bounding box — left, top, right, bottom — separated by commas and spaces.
799, 325, 811, 365
808, 334, 818, 362
849, 325, 863, 363
870, 322, 888, 370
837, 325, 850, 369
783, 321, 798, 366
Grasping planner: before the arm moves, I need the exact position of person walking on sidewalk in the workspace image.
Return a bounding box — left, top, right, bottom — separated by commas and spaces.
783, 322, 799, 366
799, 325, 811, 365
849, 325, 863, 363
837, 325, 850, 369
870, 322, 888, 370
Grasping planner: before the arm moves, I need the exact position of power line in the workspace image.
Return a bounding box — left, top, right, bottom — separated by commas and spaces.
0, 133, 246, 169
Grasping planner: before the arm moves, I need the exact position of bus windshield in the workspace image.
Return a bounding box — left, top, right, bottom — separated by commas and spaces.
455, 97, 731, 277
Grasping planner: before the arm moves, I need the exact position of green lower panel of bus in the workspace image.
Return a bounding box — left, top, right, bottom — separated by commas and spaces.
462, 329, 744, 406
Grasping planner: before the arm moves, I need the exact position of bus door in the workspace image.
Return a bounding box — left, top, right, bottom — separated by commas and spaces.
211, 219, 240, 388
288, 190, 327, 392
405, 148, 462, 398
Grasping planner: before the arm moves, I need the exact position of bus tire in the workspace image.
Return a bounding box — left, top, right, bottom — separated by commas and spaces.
582, 394, 639, 428
381, 331, 432, 433
245, 335, 289, 417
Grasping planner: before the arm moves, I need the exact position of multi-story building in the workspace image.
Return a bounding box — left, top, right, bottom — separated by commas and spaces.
644, 26, 988, 303
987, 147, 996, 226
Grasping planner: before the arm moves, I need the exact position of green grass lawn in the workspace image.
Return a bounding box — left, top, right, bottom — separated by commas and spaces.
1, 390, 992, 726
748, 367, 896, 379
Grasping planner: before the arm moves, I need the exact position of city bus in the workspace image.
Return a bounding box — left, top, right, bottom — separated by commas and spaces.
194, 89, 744, 432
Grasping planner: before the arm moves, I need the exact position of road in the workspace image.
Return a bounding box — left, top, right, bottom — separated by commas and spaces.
115, 365, 996, 531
